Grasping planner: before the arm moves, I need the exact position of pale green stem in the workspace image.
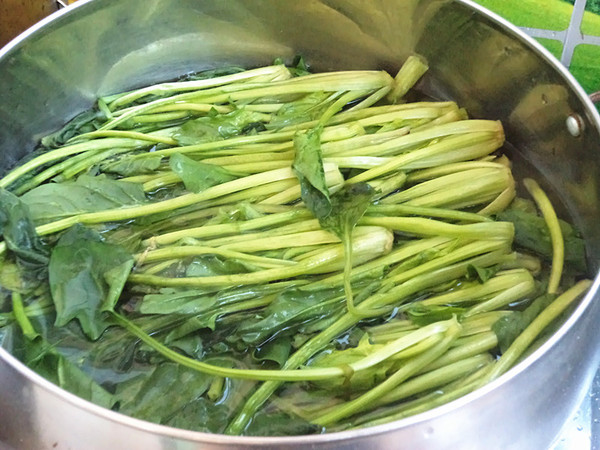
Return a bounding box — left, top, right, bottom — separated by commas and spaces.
523, 178, 564, 294
485, 280, 592, 382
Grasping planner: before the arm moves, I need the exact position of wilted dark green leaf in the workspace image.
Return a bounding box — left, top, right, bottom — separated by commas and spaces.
293, 127, 331, 219
174, 108, 269, 146
49, 225, 133, 340
0, 189, 49, 283
20, 175, 146, 224
407, 304, 466, 327
101, 155, 163, 176
115, 363, 213, 422
492, 293, 556, 353
497, 208, 587, 273
253, 336, 292, 367
169, 153, 238, 193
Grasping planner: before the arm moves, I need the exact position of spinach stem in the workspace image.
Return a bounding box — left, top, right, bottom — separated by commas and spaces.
313, 319, 460, 426
12, 292, 39, 340
523, 178, 564, 294
485, 279, 592, 382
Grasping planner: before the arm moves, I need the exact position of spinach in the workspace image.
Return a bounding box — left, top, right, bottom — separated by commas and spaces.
292, 127, 331, 219
320, 183, 376, 238
253, 336, 292, 368
492, 293, 556, 353
0, 62, 592, 437
20, 175, 146, 224
169, 153, 238, 193
48, 225, 134, 340
318, 183, 377, 314
407, 304, 466, 326
236, 286, 346, 345
18, 334, 115, 409
165, 398, 232, 433
115, 363, 213, 423
245, 410, 319, 436
174, 108, 269, 146
0, 189, 49, 283
41, 108, 106, 148
140, 282, 285, 316
497, 208, 587, 273
185, 255, 253, 277
100, 155, 163, 176
140, 288, 221, 315
269, 92, 334, 128
466, 264, 499, 284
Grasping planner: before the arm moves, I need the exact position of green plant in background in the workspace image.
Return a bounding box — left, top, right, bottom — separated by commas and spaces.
563, 0, 600, 15
475, 0, 600, 93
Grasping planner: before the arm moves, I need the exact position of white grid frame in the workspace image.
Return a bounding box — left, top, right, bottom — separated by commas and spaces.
521, 0, 600, 67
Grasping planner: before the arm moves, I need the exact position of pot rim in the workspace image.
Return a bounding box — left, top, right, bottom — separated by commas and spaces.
1, 0, 600, 444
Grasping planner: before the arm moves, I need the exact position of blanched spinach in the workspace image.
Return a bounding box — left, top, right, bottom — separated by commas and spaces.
49, 225, 133, 340
497, 208, 587, 273
293, 127, 331, 219
21, 175, 146, 224
169, 153, 238, 193
174, 108, 269, 146
0, 189, 49, 283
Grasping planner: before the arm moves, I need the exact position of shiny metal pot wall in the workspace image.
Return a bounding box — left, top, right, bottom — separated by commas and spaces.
1, 1, 600, 449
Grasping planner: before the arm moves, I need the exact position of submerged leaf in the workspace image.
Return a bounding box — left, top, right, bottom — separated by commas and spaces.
174, 108, 269, 146
166, 397, 231, 433
19, 335, 114, 409
49, 225, 134, 340
466, 264, 499, 284
245, 410, 320, 436
309, 335, 392, 390
20, 175, 146, 224
253, 336, 292, 368
0, 189, 49, 282
269, 92, 334, 128
320, 183, 376, 238
236, 286, 346, 345
492, 293, 556, 353
407, 304, 466, 327
169, 154, 238, 193
115, 363, 213, 422
497, 208, 587, 273
186, 255, 252, 277
101, 155, 163, 176
41, 108, 106, 148
293, 127, 331, 219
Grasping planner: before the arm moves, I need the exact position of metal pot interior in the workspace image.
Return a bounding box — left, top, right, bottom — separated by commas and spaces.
1, 0, 600, 448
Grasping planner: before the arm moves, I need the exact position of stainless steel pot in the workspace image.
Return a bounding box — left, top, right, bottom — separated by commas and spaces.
1, 1, 600, 448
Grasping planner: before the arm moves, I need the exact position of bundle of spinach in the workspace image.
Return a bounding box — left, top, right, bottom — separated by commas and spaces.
0, 56, 591, 436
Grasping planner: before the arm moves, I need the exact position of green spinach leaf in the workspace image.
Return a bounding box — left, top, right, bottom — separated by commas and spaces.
236, 286, 346, 345
100, 155, 163, 176
253, 336, 292, 368
166, 397, 231, 433
173, 108, 268, 146
169, 153, 238, 193
20, 175, 146, 224
20, 335, 114, 409
492, 293, 556, 353
293, 127, 331, 219
0, 189, 49, 282
115, 363, 213, 422
41, 108, 106, 148
49, 225, 133, 340
185, 255, 252, 277
497, 208, 587, 273
320, 183, 376, 238
245, 410, 319, 436
407, 304, 466, 327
